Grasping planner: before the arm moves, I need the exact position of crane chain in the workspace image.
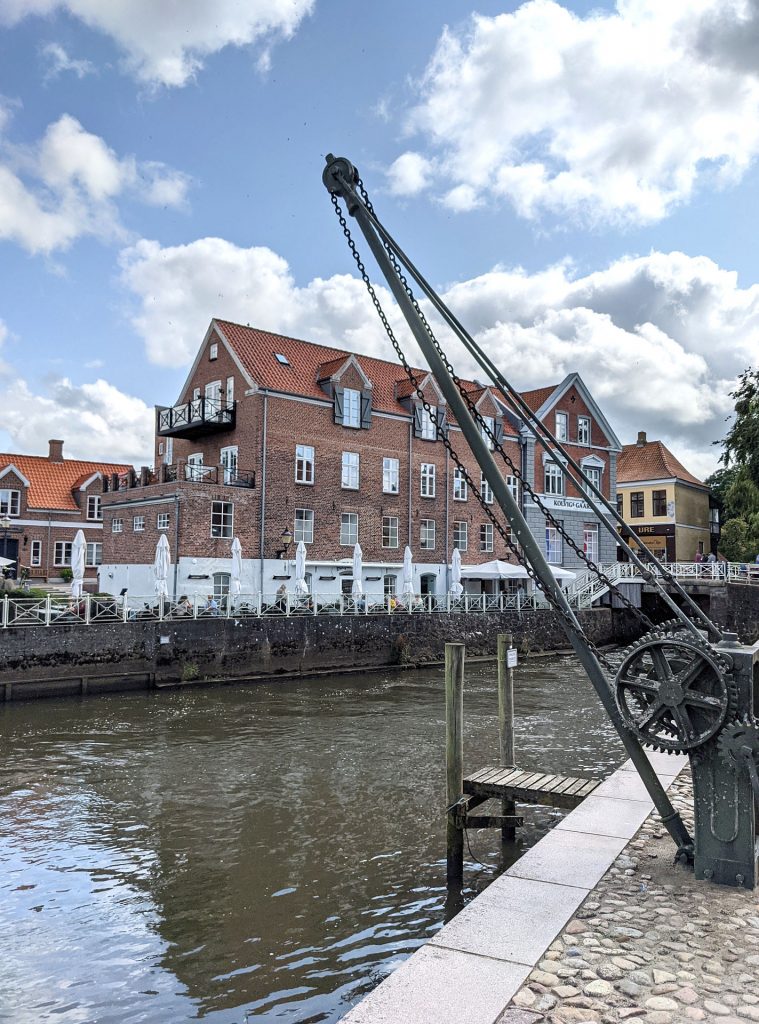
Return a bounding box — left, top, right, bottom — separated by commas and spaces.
330, 192, 616, 673
355, 178, 653, 631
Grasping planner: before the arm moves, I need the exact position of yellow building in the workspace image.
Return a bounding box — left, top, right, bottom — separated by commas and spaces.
616, 432, 715, 562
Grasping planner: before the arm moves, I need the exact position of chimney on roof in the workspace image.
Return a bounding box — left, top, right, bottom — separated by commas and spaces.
636, 431, 647, 447
48, 439, 64, 463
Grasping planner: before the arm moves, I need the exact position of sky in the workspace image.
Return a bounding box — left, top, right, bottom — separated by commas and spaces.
1, 0, 758, 478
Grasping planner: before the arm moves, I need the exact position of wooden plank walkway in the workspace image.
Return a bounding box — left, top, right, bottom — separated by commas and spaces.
463, 765, 600, 811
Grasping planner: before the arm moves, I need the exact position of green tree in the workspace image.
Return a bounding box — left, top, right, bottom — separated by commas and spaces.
704, 465, 740, 521
722, 368, 759, 488
719, 518, 750, 562
715, 368, 759, 560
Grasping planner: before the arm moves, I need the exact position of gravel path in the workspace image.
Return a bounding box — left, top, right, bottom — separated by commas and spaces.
500, 770, 759, 1024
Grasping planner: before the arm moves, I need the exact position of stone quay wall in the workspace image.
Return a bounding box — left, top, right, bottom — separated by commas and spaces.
0, 607, 619, 702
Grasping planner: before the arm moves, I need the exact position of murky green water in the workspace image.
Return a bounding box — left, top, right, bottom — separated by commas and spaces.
0, 657, 624, 1023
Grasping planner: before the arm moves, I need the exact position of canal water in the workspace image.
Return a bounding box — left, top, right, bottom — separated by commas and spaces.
0, 657, 624, 1024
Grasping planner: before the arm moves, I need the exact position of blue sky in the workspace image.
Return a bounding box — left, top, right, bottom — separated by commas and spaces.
1, 0, 758, 476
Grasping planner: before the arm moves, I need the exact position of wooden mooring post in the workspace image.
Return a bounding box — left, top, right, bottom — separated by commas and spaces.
497, 633, 517, 842
445, 642, 465, 885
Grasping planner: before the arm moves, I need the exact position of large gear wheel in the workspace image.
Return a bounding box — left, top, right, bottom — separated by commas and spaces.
718, 715, 759, 769
615, 631, 733, 753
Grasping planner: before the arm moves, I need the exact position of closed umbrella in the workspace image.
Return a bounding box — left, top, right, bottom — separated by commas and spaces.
230, 537, 243, 597
449, 547, 463, 597
402, 545, 414, 600
153, 534, 170, 599
294, 540, 309, 596
71, 529, 86, 599
351, 543, 363, 599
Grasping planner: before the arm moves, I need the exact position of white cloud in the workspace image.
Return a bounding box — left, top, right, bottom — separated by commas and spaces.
0, 113, 190, 255
41, 40, 95, 78
396, 0, 759, 224
1, 0, 314, 87
386, 152, 434, 197
119, 237, 756, 476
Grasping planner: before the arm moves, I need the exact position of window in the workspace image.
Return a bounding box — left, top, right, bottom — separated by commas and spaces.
87, 494, 102, 520
480, 472, 493, 504
506, 475, 519, 501
211, 501, 234, 538
582, 466, 601, 495
112, 518, 123, 533
342, 452, 359, 490
30, 540, 42, 567
209, 342, 218, 360
453, 521, 468, 551
213, 572, 230, 600
481, 415, 495, 449
453, 468, 468, 501
419, 405, 437, 440
295, 508, 314, 544
420, 518, 436, 549
158, 442, 164, 456
544, 462, 564, 496
383, 457, 399, 494
480, 523, 494, 552
578, 416, 590, 445
0, 489, 20, 516
343, 387, 361, 428
340, 512, 358, 546
295, 444, 315, 484
205, 379, 222, 412
546, 524, 563, 564
421, 463, 436, 497
583, 524, 599, 563
275, 352, 290, 365
555, 412, 568, 441
186, 453, 204, 482
157, 513, 170, 530
383, 574, 397, 596
652, 490, 667, 517
86, 542, 102, 567
382, 516, 399, 548
616, 493, 623, 516
164, 437, 173, 466
54, 541, 72, 566
221, 446, 238, 484
630, 491, 645, 518
133, 516, 145, 532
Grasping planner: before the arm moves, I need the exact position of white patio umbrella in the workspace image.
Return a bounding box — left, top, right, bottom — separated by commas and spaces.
0, 556, 15, 569
351, 542, 363, 599
70, 529, 86, 599
230, 537, 243, 597
153, 534, 170, 599
293, 540, 309, 596
402, 545, 414, 600
449, 547, 463, 597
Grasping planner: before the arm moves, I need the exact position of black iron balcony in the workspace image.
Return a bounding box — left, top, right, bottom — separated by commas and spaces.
156, 398, 236, 439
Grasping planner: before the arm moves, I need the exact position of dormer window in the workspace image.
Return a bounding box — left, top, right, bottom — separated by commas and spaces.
334, 385, 372, 429
480, 415, 495, 449
0, 489, 20, 516
209, 343, 218, 361
87, 495, 102, 521
275, 353, 290, 366
343, 388, 361, 428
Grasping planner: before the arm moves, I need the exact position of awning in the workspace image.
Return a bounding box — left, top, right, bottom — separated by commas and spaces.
460, 559, 575, 582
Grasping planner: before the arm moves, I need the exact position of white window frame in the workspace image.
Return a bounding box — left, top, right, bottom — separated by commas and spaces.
419, 406, 437, 440
340, 512, 358, 546
211, 500, 234, 539
186, 453, 204, 482
480, 523, 494, 552
0, 489, 20, 516
86, 542, 102, 567
453, 521, 468, 552
221, 445, 238, 484
295, 444, 315, 485
343, 387, 361, 428
382, 515, 399, 549
481, 415, 495, 449
420, 518, 436, 550
582, 466, 602, 495
294, 508, 314, 545
583, 523, 599, 563
54, 541, 72, 566
157, 513, 170, 530
555, 411, 568, 441
209, 342, 218, 360
86, 494, 102, 521
341, 451, 360, 490
546, 524, 563, 564
226, 375, 234, 407
480, 472, 493, 504
544, 462, 564, 496
453, 468, 468, 501
133, 516, 145, 532
383, 574, 397, 596
577, 416, 590, 445
506, 475, 519, 501
112, 518, 123, 534
205, 379, 222, 411
30, 540, 42, 567
420, 462, 436, 498
383, 457, 399, 494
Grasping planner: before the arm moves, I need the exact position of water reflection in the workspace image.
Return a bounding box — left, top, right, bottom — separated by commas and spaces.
0, 656, 624, 1022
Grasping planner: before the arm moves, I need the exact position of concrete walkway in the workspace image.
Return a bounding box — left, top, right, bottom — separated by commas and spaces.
342, 751, 689, 1024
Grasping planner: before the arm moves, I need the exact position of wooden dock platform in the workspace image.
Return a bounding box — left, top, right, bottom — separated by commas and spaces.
463, 766, 600, 811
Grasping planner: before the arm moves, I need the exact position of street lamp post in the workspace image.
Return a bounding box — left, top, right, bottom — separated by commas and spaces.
279, 527, 293, 567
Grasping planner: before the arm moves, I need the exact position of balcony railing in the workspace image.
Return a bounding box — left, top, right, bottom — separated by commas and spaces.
156, 397, 236, 439
103, 461, 255, 493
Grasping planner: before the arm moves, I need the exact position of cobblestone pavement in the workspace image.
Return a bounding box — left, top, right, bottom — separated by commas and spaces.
500, 770, 759, 1024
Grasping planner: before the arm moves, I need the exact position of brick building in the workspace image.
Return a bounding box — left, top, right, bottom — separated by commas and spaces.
0, 440, 131, 583
99, 320, 621, 599
617, 432, 718, 561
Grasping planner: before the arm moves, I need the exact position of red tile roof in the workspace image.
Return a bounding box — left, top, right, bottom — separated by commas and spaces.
520, 385, 558, 412
617, 441, 705, 488
0, 453, 131, 511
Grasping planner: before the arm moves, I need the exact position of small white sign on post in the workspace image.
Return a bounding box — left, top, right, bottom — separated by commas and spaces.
507, 647, 518, 669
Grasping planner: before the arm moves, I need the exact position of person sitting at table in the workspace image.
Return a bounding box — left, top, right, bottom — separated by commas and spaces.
204, 594, 219, 615
177, 595, 193, 615
275, 583, 287, 611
